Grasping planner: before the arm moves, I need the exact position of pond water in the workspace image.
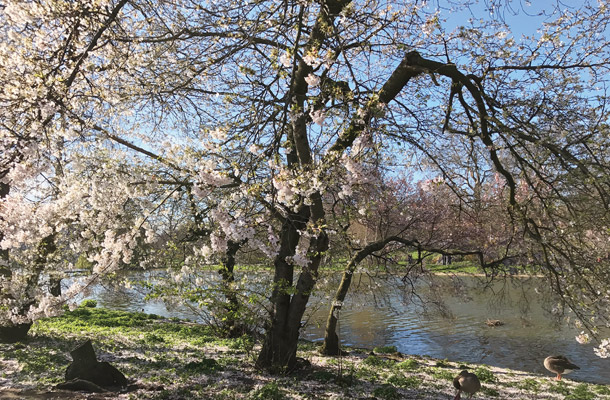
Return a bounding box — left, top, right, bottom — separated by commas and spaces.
77, 270, 610, 385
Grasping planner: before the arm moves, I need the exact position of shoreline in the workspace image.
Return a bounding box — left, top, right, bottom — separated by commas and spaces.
0, 306, 608, 399
1, 344, 607, 399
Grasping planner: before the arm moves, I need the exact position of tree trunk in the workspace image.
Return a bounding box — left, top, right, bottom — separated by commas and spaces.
0, 181, 9, 279
256, 227, 329, 372
321, 237, 409, 355
256, 207, 309, 372
0, 230, 56, 343
50, 276, 62, 297
21, 233, 57, 309
320, 245, 378, 355
218, 240, 243, 338
0, 181, 28, 343
320, 270, 353, 356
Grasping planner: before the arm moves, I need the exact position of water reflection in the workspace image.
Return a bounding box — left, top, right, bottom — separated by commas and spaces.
74, 271, 610, 384
302, 274, 610, 385
72, 271, 203, 321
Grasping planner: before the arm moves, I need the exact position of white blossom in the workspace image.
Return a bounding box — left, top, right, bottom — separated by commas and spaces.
305, 73, 320, 87
310, 109, 326, 125
279, 52, 292, 68
595, 339, 610, 358
575, 331, 590, 344
302, 53, 321, 68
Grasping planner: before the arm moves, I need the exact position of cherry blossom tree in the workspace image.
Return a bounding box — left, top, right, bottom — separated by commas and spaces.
1, 0, 610, 368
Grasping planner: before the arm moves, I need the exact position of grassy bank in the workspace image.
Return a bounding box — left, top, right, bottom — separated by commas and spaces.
0, 305, 608, 400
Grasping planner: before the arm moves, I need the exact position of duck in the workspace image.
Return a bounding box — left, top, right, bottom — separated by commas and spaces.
543, 355, 580, 380
453, 370, 481, 400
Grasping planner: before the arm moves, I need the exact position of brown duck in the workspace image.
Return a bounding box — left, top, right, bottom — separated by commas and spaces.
453, 370, 481, 400
544, 355, 580, 380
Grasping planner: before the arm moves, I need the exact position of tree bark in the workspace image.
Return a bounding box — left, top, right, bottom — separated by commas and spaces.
255, 0, 342, 371
256, 206, 310, 372
218, 239, 243, 338
0, 181, 28, 343
0, 181, 9, 279
49, 275, 62, 297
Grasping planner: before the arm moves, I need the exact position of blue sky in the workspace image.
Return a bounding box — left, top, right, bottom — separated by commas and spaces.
434, 0, 589, 38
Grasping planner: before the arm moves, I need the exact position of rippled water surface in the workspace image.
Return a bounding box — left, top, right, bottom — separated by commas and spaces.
80, 271, 610, 384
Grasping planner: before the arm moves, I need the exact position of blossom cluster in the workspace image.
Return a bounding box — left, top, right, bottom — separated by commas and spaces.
595, 339, 610, 358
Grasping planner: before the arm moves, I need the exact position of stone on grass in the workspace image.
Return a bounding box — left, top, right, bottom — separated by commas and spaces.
62, 339, 128, 391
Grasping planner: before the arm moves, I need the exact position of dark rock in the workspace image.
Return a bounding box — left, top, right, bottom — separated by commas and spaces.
0, 322, 31, 343
64, 339, 128, 389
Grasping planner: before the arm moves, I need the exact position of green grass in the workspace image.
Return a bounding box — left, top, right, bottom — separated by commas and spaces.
395, 358, 419, 371
425, 261, 481, 274
547, 380, 571, 395
374, 345, 398, 354
372, 384, 400, 400
596, 385, 610, 395
33, 305, 215, 347
183, 358, 222, 374
435, 358, 451, 368
564, 383, 597, 400
428, 367, 454, 381
3, 344, 68, 386
517, 378, 541, 392
473, 366, 496, 383
249, 382, 286, 400
9, 304, 244, 391
363, 355, 395, 368
386, 373, 422, 388
310, 369, 336, 383
481, 386, 500, 397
